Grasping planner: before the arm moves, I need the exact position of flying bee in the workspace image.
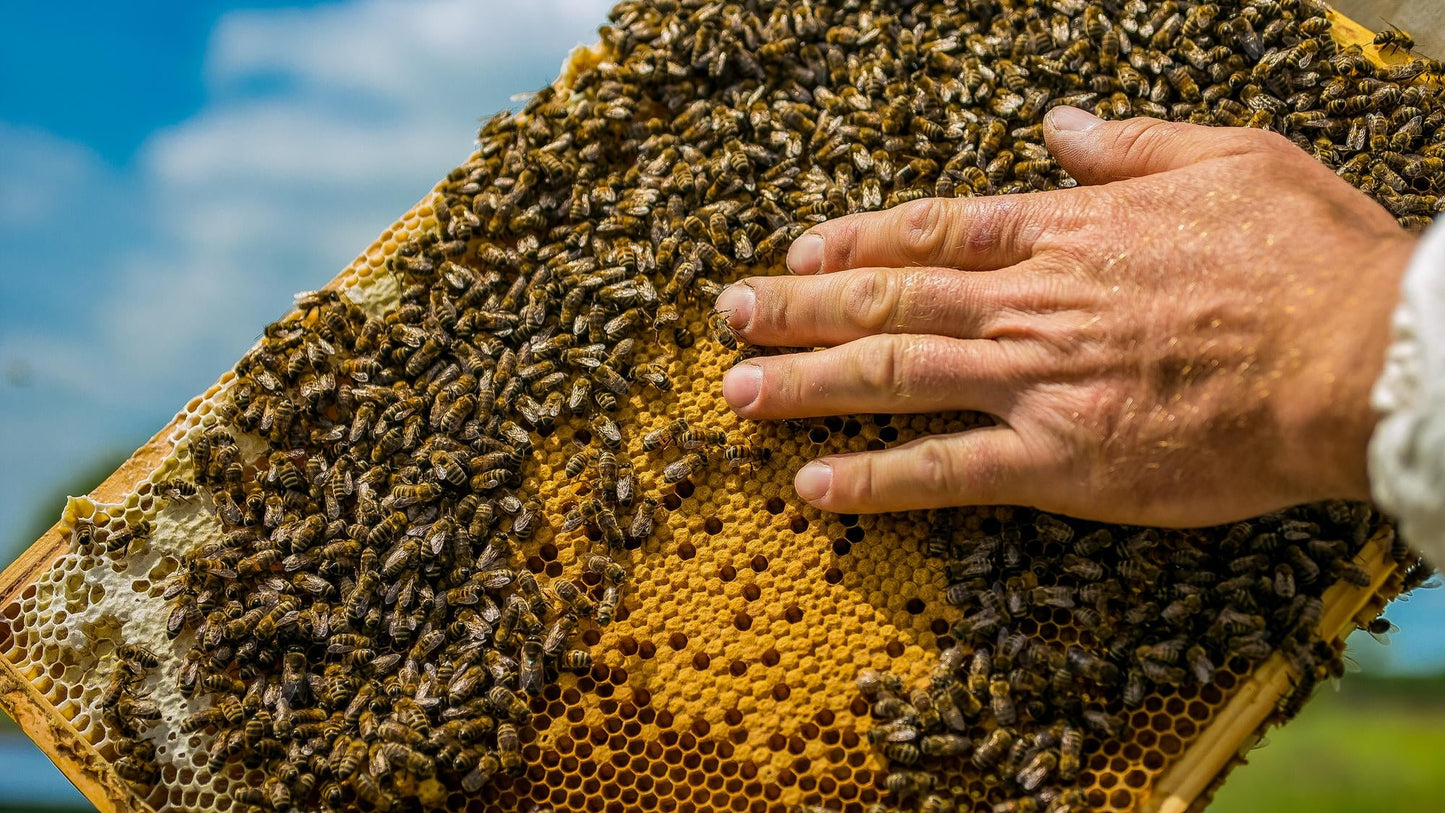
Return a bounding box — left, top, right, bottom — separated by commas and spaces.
1375, 24, 1415, 54
1364, 615, 1396, 642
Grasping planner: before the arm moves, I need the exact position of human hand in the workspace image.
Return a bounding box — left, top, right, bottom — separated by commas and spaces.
716, 107, 1417, 527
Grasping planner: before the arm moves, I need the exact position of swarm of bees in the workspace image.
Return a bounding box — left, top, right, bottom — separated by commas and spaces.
77, 0, 1441, 811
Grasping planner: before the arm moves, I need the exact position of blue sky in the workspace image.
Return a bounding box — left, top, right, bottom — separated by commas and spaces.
0, 0, 1441, 693
0, 0, 614, 540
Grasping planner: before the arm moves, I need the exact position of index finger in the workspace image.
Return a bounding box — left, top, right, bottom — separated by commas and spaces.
786, 192, 1082, 275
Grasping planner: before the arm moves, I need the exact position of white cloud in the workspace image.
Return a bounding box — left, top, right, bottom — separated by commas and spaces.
0, 124, 108, 230
3, 0, 613, 403
0, 0, 614, 547
208, 0, 605, 109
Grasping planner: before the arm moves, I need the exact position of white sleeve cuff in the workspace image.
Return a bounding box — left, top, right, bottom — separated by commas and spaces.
1369, 221, 1445, 563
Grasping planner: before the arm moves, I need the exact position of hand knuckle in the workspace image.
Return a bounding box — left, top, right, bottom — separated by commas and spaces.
914, 441, 953, 491
860, 337, 911, 398
897, 198, 949, 262
839, 271, 897, 332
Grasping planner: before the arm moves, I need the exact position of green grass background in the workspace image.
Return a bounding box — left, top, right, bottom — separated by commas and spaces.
1209, 673, 1445, 812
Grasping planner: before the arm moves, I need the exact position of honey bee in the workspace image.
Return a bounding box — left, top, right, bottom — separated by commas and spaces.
1374, 24, 1415, 54
678, 428, 726, 449
882, 741, 921, 765
643, 418, 688, 451
920, 733, 972, 757
155, 478, 197, 502
105, 520, 153, 554
988, 677, 1016, 726
116, 696, 161, 721
495, 721, 523, 776
969, 726, 1015, 772
97, 669, 136, 712
663, 452, 709, 484
1017, 750, 1057, 792
368, 510, 408, 548
710, 311, 739, 350
633, 362, 671, 392
551, 578, 596, 617
557, 649, 592, 674
596, 584, 622, 626
377, 742, 435, 776
883, 770, 936, 798
114, 756, 159, 786
115, 643, 159, 670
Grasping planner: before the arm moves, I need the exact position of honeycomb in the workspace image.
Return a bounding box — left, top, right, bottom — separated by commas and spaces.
0, 3, 1436, 813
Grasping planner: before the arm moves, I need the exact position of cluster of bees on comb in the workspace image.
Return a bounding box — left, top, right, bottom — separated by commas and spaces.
811, 505, 1426, 813
64, 0, 1444, 811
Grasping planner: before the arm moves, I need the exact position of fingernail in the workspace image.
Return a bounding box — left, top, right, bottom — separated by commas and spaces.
1048, 106, 1102, 132
722, 363, 763, 408
795, 461, 833, 502
715, 283, 755, 330
787, 233, 824, 275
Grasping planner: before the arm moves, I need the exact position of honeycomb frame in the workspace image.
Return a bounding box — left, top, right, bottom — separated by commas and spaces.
0, 8, 1425, 813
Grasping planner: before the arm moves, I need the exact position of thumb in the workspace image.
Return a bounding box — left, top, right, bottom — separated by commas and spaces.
1043, 107, 1283, 186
